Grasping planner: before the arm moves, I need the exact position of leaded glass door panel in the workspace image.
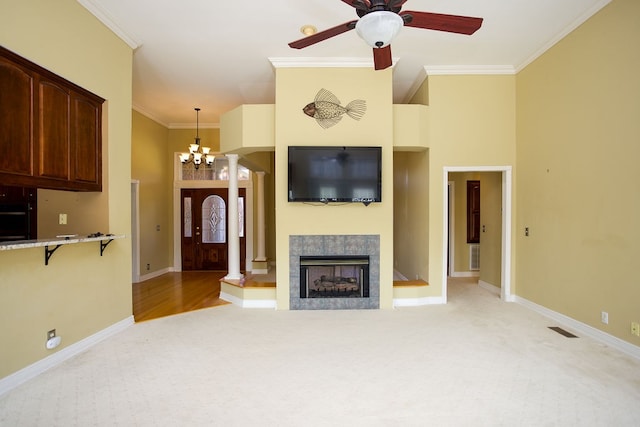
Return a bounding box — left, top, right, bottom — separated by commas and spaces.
181, 188, 246, 271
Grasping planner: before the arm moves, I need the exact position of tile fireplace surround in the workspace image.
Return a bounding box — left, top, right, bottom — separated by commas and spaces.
289, 235, 380, 310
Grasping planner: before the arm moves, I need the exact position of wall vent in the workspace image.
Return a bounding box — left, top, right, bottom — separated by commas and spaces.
470, 244, 480, 271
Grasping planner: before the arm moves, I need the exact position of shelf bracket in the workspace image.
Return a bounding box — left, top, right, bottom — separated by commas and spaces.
100, 239, 114, 256
44, 244, 62, 266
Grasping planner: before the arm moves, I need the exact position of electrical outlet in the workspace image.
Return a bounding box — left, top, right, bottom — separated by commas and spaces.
146, 263, 150, 271
601, 311, 608, 324
46, 330, 61, 350
58, 213, 67, 225
632, 322, 640, 337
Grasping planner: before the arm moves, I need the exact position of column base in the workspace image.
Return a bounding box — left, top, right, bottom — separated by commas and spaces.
251, 259, 269, 275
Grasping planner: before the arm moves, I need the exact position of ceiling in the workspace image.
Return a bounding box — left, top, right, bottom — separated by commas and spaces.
79, 0, 610, 128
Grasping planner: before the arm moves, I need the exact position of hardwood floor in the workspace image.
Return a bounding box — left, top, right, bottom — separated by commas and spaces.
132, 271, 231, 322
133, 270, 426, 322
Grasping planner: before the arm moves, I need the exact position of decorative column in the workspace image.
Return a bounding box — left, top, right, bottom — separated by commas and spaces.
255, 171, 267, 262
225, 154, 243, 280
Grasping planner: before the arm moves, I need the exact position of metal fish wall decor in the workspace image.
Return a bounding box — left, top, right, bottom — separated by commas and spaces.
302, 88, 366, 129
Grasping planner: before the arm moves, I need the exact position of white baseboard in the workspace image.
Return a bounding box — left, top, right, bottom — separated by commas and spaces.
514, 296, 640, 361
478, 280, 501, 295
394, 296, 446, 307
220, 292, 277, 309
451, 271, 480, 278
0, 316, 134, 397
138, 267, 172, 282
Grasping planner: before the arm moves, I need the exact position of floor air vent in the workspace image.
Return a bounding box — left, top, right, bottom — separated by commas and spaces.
469, 244, 480, 271
548, 326, 578, 338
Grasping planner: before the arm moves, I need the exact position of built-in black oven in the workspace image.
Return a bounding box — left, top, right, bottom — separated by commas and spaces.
0, 186, 37, 242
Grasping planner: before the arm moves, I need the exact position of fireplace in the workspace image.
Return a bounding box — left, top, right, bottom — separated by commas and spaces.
290, 235, 379, 310
300, 256, 369, 299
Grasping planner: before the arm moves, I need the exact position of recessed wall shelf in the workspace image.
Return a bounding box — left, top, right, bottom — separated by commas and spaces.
0, 234, 125, 265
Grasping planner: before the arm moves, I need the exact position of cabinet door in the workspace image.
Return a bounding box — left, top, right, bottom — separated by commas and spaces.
0, 58, 33, 176
71, 93, 101, 187
1, 46, 103, 191
467, 180, 481, 244
37, 79, 70, 181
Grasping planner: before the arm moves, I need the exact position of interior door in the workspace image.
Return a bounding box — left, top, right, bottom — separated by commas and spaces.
181, 188, 246, 271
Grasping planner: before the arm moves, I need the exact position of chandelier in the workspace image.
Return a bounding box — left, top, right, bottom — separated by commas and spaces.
179, 107, 214, 169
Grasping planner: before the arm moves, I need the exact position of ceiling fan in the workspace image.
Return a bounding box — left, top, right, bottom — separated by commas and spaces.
288, 0, 483, 70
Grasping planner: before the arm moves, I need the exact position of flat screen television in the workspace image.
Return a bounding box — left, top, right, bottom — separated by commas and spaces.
288, 146, 382, 205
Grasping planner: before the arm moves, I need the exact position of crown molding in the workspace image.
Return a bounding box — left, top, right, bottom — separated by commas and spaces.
424, 65, 516, 76
133, 105, 220, 129
76, 0, 140, 49
169, 122, 220, 130
514, 0, 611, 72
132, 104, 169, 128
269, 57, 398, 69
401, 67, 429, 104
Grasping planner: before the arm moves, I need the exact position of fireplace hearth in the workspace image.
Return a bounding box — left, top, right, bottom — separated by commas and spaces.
300, 256, 369, 299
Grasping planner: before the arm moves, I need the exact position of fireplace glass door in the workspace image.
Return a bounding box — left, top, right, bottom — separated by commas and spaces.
300, 256, 369, 298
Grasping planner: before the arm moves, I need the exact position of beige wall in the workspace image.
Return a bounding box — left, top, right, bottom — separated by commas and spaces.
131, 111, 172, 274
274, 67, 395, 309
479, 172, 502, 288
244, 151, 276, 262
410, 75, 517, 296
220, 105, 275, 155
393, 150, 429, 281
516, 0, 640, 344
37, 188, 109, 238
0, 0, 133, 379
131, 115, 224, 276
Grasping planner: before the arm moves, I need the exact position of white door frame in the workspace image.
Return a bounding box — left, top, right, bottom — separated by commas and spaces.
131, 180, 141, 283
447, 180, 455, 277
442, 166, 513, 302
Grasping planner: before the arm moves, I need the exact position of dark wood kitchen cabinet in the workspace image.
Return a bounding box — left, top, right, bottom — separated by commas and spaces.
0, 46, 104, 191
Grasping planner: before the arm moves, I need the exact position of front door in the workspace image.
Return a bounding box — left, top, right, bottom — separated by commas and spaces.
181, 188, 246, 271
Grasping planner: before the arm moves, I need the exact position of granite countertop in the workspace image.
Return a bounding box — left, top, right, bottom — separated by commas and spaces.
0, 234, 125, 251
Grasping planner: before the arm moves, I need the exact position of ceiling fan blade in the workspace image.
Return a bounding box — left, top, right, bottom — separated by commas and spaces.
388, 0, 408, 13
289, 20, 358, 49
341, 0, 371, 9
341, 0, 371, 17
400, 11, 483, 35
372, 45, 392, 70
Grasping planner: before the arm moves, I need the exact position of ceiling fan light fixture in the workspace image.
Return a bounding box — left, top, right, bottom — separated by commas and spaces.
355, 11, 404, 48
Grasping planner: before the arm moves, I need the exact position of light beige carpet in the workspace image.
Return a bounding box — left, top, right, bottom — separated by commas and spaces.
1, 278, 639, 426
